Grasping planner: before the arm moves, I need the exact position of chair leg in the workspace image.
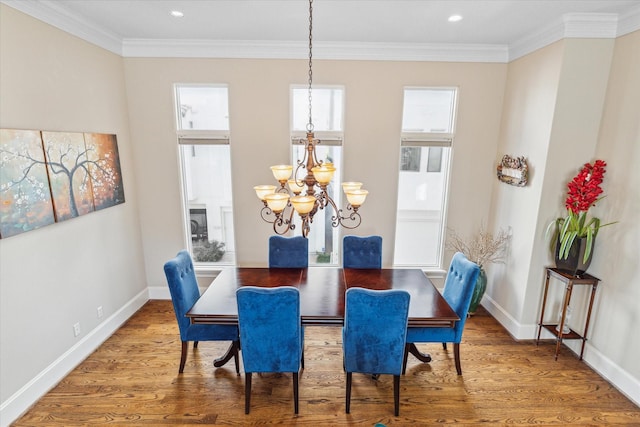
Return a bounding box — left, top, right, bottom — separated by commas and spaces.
179, 341, 188, 373
453, 343, 462, 375
245, 372, 252, 414
442, 342, 447, 350
293, 372, 299, 414
301, 349, 305, 370
194, 341, 199, 349
232, 340, 240, 375
345, 372, 352, 414
402, 344, 409, 375
393, 374, 400, 416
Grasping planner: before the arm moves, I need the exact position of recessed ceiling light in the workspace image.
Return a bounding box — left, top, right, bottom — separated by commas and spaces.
448, 14, 463, 23
170, 10, 184, 18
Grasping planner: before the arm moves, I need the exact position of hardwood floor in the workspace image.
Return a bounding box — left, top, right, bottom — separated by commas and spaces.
14, 300, 639, 426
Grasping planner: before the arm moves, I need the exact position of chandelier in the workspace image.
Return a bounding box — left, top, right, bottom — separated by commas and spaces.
253, 0, 368, 238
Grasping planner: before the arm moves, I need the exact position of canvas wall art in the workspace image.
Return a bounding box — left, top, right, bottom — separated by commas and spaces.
84, 132, 125, 211
42, 131, 96, 220
0, 129, 125, 238
0, 129, 56, 238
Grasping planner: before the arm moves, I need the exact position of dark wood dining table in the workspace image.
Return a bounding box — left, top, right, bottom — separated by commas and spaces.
187, 267, 459, 368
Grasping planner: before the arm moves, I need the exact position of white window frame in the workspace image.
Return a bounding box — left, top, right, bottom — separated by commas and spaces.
394, 87, 458, 270
174, 83, 235, 266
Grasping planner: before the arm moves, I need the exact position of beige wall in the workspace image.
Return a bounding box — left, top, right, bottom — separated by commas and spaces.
0, 4, 146, 409
488, 40, 564, 323
591, 30, 640, 379
124, 57, 506, 288
487, 32, 639, 397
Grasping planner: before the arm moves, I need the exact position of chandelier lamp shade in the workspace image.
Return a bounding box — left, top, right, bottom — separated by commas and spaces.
253, 0, 368, 238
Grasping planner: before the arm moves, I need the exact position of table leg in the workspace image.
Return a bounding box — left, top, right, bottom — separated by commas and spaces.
407, 343, 432, 363
555, 283, 573, 360
213, 340, 240, 369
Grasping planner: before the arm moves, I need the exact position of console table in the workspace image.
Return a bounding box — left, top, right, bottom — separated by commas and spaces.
536, 267, 600, 360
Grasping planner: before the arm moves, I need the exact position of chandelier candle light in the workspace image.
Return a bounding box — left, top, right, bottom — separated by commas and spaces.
253, 0, 368, 238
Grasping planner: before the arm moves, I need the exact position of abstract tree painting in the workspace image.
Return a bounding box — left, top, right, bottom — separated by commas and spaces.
0, 129, 125, 238
84, 133, 125, 211
42, 131, 96, 220
0, 129, 56, 238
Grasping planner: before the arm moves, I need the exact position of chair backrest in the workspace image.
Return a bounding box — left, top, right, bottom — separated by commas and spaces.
269, 235, 309, 268
163, 250, 200, 340
342, 287, 410, 375
442, 252, 481, 340
236, 286, 302, 373
343, 235, 382, 269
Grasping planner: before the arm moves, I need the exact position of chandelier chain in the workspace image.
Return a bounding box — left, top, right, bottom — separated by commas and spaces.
307, 0, 314, 133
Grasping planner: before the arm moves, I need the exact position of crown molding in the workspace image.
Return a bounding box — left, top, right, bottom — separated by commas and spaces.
562, 13, 619, 38
122, 39, 509, 63
617, 4, 640, 37
508, 11, 636, 61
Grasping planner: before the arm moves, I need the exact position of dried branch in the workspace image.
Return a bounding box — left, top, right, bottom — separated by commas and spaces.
446, 223, 510, 268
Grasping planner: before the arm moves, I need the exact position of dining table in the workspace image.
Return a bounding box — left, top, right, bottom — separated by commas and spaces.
186, 267, 459, 368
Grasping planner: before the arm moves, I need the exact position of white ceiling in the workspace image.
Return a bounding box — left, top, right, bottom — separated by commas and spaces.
4, 0, 640, 61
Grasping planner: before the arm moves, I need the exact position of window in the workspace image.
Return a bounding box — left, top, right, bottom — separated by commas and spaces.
393, 88, 457, 268
400, 147, 421, 172
175, 84, 235, 264
291, 86, 345, 265
427, 147, 443, 172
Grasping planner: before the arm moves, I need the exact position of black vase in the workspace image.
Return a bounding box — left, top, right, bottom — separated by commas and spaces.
554, 237, 594, 276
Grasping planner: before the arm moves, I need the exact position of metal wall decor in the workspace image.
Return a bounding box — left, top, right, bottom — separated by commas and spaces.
497, 155, 528, 187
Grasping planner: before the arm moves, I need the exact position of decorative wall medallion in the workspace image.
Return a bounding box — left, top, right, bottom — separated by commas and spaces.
497, 155, 528, 187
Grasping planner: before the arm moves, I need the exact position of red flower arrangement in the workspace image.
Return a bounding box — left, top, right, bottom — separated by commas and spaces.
565, 159, 606, 215
550, 160, 615, 262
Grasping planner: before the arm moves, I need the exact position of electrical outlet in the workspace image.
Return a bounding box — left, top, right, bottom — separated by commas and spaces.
97, 306, 104, 318
73, 322, 81, 337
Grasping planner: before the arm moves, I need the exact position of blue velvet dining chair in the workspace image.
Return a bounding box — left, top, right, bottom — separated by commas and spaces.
342, 287, 410, 416
403, 251, 480, 375
269, 235, 308, 268
236, 286, 304, 414
343, 235, 382, 268
163, 250, 240, 374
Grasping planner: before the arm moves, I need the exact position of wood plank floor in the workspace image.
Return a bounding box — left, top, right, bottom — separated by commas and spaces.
14, 300, 639, 426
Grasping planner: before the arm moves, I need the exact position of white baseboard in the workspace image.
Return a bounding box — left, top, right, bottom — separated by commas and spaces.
481, 294, 640, 407
0, 289, 149, 427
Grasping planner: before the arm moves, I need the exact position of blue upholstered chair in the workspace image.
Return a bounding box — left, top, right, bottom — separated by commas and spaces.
403, 252, 480, 375
343, 235, 382, 269
236, 286, 304, 414
163, 250, 240, 374
342, 287, 410, 416
269, 235, 308, 268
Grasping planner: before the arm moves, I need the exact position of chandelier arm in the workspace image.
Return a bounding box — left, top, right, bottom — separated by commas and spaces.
315, 188, 330, 211
319, 190, 363, 229
259, 205, 276, 223
273, 217, 295, 235
333, 205, 363, 229
299, 214, 311, 238
294, 138, 309, 184
272, 205, 296, 235
309, 136, 323, 167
